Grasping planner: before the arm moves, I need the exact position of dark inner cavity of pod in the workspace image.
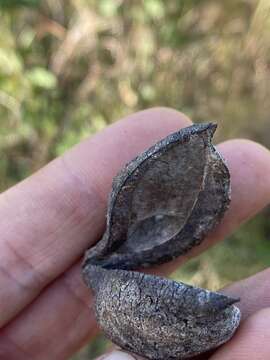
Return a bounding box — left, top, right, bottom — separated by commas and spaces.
83, 123, 231, 272
120, 138, 206, 253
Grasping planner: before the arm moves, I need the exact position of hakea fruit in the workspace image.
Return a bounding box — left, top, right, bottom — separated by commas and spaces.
82, 123, 241, 360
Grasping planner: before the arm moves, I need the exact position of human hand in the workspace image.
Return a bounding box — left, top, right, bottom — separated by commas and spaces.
0, 108, 270, 360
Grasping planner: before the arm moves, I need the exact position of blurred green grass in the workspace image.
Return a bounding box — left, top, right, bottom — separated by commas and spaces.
0, 1, 270, 359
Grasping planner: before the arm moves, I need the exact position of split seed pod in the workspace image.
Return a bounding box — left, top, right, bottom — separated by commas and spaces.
82, 123, 241, 360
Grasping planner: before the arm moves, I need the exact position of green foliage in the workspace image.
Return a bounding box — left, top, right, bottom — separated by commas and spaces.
98, 0, 119, 17
0, 0, 41, 8
0, 1, 270, 358
26, 67, 57, 89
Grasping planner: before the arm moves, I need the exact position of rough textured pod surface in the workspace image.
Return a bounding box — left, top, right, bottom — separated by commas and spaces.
83, 266, 240, 359
82, 123, 241, 359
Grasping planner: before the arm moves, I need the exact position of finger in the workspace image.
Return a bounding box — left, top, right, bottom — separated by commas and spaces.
222, 267, 270, 321
0, 109, 190, 321
209, 308, 270, 360
96, 350, 140, 360
0, 263, 96, 360
1, 138, 270, 359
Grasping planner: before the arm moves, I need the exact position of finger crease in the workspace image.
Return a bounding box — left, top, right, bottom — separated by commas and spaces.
3, 239, 49, 293
0, 331, 34, 360
61, 274, 90, 311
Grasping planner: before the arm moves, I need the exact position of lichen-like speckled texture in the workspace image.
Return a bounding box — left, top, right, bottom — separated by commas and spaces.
82, 123, 240, 360
84, 266, 240, 360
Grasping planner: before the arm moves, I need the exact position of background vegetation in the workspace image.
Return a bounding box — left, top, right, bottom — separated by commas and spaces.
0, 0, 270, 359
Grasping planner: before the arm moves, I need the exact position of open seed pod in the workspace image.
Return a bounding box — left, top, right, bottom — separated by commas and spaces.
82, 123, 241, 360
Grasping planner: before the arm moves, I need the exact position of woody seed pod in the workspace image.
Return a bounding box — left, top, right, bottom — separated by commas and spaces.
82, 123, 241, 360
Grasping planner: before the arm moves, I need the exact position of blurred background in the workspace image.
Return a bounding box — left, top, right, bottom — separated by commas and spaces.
0, 0, 270, 358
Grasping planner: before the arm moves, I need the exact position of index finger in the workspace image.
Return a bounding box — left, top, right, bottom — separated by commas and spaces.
0, 107, 190, 327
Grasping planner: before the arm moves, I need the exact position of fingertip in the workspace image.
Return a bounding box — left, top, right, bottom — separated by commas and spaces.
96, 350, 139, 360
126, 106, 192, 126
235, 307, 270, 342
103, 107, 192, 148
219, 138, 270, 176
214, 138, 270, 235
210, 307, 270, 359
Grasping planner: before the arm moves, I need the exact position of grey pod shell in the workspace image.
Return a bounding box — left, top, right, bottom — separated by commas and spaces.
82, 123, 241, 359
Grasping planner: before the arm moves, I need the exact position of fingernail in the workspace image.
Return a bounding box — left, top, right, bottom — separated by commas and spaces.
98, 350, 136, 360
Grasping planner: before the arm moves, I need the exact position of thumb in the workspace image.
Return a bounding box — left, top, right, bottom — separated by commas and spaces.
96, 350, 143, 360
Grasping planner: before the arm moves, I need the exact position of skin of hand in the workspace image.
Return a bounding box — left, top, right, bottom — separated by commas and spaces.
0, 108, 270, 360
